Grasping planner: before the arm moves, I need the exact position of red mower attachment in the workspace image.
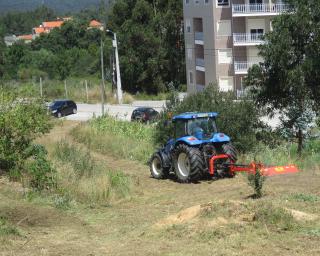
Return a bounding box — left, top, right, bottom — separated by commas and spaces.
209, 154, 299, 177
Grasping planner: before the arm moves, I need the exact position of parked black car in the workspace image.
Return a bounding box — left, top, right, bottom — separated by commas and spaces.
49, 99, 77, 118
131, 107, 159, 123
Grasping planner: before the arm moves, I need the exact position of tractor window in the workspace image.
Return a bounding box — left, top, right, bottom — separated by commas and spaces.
187, 117, 217, 139
175, 120, 187, 138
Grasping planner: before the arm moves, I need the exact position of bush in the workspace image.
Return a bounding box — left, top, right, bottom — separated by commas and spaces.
153, 85, 262, 152
247, 166, 265, 198
25, 145, 56, 191
0, 92, 52, 178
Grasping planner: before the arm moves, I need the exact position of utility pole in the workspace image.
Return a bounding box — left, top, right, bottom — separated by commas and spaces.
100, 38, 106, 115
113, 33, 123, 104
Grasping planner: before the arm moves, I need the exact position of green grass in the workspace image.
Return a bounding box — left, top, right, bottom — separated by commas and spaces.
0, 217, 20, 237
241, 140, 320, 171
71, 116, 155, 163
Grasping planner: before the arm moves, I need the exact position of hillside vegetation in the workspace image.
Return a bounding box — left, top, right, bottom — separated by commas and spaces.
0, 0, 103, 14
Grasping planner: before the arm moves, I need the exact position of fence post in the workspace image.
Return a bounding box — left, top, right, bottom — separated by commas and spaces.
64, 80, 68, 98
40, 77, 43, 98
85, 80, 89, 103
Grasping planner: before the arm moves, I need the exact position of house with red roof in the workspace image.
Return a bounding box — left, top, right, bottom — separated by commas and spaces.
88, 20, 104, 31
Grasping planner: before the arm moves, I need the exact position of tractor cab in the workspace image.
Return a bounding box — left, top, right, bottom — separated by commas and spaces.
173, 112, 218, 140
172, 112, 230, 144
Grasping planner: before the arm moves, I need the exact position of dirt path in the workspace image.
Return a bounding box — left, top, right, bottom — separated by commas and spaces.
1, 121, 320, 256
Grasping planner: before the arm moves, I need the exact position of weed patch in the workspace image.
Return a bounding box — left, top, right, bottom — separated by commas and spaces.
53, 141, 132, 205
253, 203, 298, 231
71, 117, 154, 163
0, 216, 20, 236
287, 193, 320, 203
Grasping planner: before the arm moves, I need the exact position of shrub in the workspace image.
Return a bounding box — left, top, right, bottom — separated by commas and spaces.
247, 165, 265, 198
0, 92, 52, 179
25, 145, 56, 191
153, 85, 262, 152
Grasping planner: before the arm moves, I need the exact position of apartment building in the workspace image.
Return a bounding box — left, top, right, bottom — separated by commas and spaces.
183, 0, 290, 96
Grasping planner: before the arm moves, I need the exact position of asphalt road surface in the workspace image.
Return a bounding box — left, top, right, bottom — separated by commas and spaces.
65, 100, 281, 128
66, 101, 166, 121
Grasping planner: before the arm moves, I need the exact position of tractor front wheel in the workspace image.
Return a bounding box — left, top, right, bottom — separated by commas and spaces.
173, 144, 204, 183
150, 153, 169, 179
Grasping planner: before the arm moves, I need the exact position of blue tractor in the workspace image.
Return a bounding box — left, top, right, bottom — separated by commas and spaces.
149, 112, 238, 182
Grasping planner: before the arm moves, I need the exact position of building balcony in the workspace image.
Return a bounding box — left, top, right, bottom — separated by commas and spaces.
196, 58, 205, 71
233, 33, 264, 46
195, 32, 204, 45
232, 4, 291, 17
234, 61, 259, 75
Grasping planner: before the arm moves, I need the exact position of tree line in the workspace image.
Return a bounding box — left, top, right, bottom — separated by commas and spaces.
0, 0, 185, 94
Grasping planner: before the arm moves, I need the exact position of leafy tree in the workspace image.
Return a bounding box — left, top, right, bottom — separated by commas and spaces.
245, 0, 320, 155
108, 0, 185, 94
0, 6, 56, 35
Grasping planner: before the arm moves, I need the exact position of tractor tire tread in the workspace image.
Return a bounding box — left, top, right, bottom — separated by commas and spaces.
173, 144, 205, 183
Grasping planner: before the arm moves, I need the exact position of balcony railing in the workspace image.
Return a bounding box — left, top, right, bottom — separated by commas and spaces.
232, 4, 291, 16
195, 32, 204, 41
234, 61, 259, 74
233, 33, 264, 45
196, 58, 205, 67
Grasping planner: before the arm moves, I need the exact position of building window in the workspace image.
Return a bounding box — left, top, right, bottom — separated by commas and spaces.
217, 0, 229, 7
219, 77, 234, 92
186, 19, 191, 33
194, 0, 200, 4
189, 71, 194, 84
205, 0, 209, 4
185, 0, 190, 4
217, 20, 231, 36
218, 49, 233, 64
187, 48, 193, 60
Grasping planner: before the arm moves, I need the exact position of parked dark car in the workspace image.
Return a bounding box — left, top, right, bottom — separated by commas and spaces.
49, 99, 77, 118
131, 107, 159, 123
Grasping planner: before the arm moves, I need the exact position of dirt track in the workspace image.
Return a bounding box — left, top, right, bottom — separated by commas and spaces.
1, 121, 319, 256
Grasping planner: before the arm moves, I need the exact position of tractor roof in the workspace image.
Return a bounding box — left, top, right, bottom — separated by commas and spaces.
173, 112, 218, 120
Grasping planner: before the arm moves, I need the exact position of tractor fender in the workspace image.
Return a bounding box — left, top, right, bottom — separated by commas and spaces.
175, 136, 202, 146
211, 133, 231, 143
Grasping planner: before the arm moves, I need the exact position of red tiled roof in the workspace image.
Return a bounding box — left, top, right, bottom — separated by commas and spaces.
18, 34, 33, 40
89, 20, 102, 27
34, 27, 45, 34
43, 21, 64, 29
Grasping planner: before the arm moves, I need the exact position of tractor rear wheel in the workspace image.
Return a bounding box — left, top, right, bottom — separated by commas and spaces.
222, 143, 238, 162
222, 143, 238, 178
150, 153, 169, 179
173, 144, 204, 183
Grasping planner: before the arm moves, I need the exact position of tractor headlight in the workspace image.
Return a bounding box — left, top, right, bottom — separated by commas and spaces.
52, 109, 57, 114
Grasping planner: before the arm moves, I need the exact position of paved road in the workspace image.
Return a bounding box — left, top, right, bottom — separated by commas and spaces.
66, 101, 166, 121
66, 100, 281, 128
